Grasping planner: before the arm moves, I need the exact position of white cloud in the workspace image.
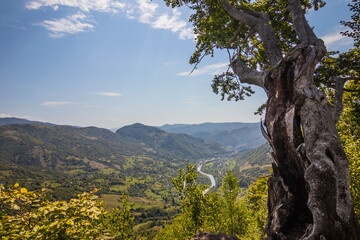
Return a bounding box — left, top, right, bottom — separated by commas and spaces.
26, 0, 127, 13
178, 27, 194, 40
152, 9, 186, 32
137, 0, 158, 23
26, 0, 194, 39
320, 28, 353, 48
144, 6, 193, 39
177, 63, 229, 77
40, 101, 76, 107
37, 13, 95, 37
95, 92, 122, 97
130, 0, 193, 39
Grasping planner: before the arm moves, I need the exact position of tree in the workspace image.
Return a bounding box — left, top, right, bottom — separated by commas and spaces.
0, 184, 136, 239
0, 184, 112, 239
336, 81, 360, 218
243, 176, 268, 239
314, 0, 359, 218
106, 194, 135, 240
171, 164, 206, 232
220, 170, 242, 235
164, 0, 358, 239
155, 165, 252, 240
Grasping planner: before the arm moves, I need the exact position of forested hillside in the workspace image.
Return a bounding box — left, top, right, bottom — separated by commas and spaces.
0, 117, 55, 127
159, 122, 266, 150
0, 123, 227, 199
0, 120, 273, 238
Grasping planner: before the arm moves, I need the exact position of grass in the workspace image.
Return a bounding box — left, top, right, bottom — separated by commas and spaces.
100, 194, 165, 210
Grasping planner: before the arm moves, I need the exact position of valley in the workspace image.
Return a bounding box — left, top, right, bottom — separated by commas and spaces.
0, 117, 271, 238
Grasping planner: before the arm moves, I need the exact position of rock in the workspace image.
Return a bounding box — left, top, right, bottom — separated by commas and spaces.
190, 231, 239, 240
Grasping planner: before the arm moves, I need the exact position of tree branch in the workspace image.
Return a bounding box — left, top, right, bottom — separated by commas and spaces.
231, 58, 266, 88
220, 1, 283, 67
287, 0, 319, 44
333, 76, 345, 122
343, 89, 360, 93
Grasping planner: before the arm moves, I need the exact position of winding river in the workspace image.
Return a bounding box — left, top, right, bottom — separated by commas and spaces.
197, 161, 216, 194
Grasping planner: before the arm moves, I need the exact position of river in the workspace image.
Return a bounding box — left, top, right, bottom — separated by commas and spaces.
197, 161, 216, 194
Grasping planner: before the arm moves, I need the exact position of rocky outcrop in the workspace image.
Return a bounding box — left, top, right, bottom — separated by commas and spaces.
190, 231, 239, 240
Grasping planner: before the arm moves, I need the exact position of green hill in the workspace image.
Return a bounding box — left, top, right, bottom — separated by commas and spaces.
231, 143, 272, 187
0, 122, 271, 238
0, 123, 227, 200
0, 117, 55, 126
199, 143, 272, 188
116, 123, 228, 160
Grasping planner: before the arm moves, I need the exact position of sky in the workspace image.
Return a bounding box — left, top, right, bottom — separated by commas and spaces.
0, 0, 355, 129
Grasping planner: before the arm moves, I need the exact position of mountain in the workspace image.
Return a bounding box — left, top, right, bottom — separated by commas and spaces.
0, 123, 228, 199
231, 143, 272, 186
160, 122, 256, 134
0, 121, 271, 237
116, 123, 228, 160
199, 143, 272, 188
0, 117, 55, 126
159, 122, 266, 151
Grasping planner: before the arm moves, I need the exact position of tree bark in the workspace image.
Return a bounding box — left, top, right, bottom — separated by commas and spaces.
263, 42, 359, 239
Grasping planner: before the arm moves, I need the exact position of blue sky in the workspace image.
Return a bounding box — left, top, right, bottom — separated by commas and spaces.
0, 0, 354, 129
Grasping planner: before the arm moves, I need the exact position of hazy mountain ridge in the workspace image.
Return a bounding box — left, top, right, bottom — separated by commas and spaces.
0, 118, 272, 233
0, 123, 227, 170
0, 117, 56, 127
0, 118, 270, 199
159, 122, 266, 151
0, 122, 228, 202
117, 123, 228, 159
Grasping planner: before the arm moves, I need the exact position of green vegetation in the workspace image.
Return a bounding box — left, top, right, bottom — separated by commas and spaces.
155, 165, 268, 240
1, 171, 269, 240
200, 144, 271, 188
0, 184, 134, 239
0, 123, 229, 237
337, 81, 360, 217
0, 123, 227, 201
314, 0, 359, 217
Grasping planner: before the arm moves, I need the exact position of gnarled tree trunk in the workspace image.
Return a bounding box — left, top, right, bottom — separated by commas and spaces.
263, 42, 359, 240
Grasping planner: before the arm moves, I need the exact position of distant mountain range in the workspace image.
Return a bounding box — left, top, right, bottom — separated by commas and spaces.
0, 117, 269, 198
1, 118, 266, 151
0, 122, 227, 170
159, 122, 266, 151
0, 117, 271, 232
0, 119, 228, 198
0, 117, 55, 126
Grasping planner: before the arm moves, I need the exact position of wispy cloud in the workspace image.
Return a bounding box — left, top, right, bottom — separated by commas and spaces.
320, 27, 353, 48
95, 92, 122, 97
177, 63, 229, 77
37, 13, 95, 38
26, 0, 194, 39
26, 0, 127, 13
40, 101, 76, 107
